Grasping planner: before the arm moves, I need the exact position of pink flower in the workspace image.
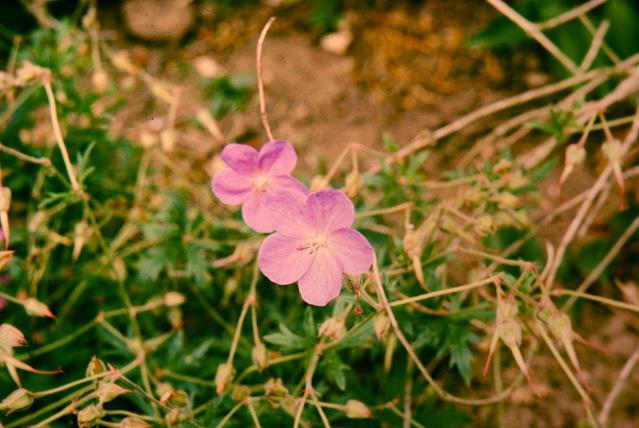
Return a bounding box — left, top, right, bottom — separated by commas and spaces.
258, 189, 373, 306
212, 140, 308, 233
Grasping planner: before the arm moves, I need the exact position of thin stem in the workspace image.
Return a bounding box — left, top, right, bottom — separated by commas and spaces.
0, 141, 52, 168
42, 77, 80, 191
598, 346, 639, 426
563, 214, 639, 311
485, 0, 579, 74
246, 400, 263, 428
356, 202, 414, 219
390, 275, 499, 307
215, 401, 244, 428
580, 20, 609, 72
372, 254, 516, 405
257, 17, 276, 141
553, 289, 639, 313
537, 0, 607, 30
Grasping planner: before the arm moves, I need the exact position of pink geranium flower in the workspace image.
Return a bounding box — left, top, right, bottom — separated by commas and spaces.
212, 140, 308, 233
258, 189, 373, 306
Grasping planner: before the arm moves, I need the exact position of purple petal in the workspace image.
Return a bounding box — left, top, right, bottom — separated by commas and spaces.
329, 228, 373, 275
212, 169, 254, 205
304, 189, 355, 233
264, 189, 314, 238
221, 144, 258, 174
241, 193, 273, 233
258, 233, 313, 284
269, 175, 309, 197
298, 250, 343, 306
258, 140, 297, 175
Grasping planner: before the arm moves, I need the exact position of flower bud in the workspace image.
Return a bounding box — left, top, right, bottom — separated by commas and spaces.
310, 175, 329, 192
474, 215, 494, 236
565, 144, 586, 166
345, 171, 362, 198
92, 70, 108, 94
499, 318, 522, 349
374, 313, 391, 341
251, 342, 268, 371
548, 312, 571, 343
318, 317, 347, 342
215, 362, 235, 395
231, 385, 250, 402
77, 404, 104, 427
118, 417, 151, 428
602, 139, 622, 163
112, 257, 127, 282
0, 388, 33, 414
164, 292, 185, 307
495, 192, 519, 209
86, 355, 107, 378
506, 170, 529, 190
24, 297, 55, 319
0, 187, 11, 212
164, 408, 182, 427
492, 158, 512, 174
264, 378, 289, 408
345, 399, 372, 418
111, 50, 137, 75
0, 250, 13, 271
97, 382, 130, 403
0, 324, 26, 350
153, 384, 173, 402
160, 390, 190, 409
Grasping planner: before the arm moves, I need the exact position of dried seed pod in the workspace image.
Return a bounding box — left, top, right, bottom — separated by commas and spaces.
97, 382, 130, 403
251, 342, 268, 371
345, 399, 372, 418
0, 388, 33, 414
23, 298, 55, 319
214, 363, 235, 395
77, 404, 105, 428
318, 317, 347, 342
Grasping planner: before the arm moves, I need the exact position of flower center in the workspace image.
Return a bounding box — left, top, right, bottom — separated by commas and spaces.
297, 233, 328, 255
255, 175, 269, 192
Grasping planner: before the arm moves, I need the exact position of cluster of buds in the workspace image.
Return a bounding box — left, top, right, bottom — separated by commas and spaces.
538, 304, 588, 388
483, 293, 538, 395
264, 378, 290, 408
0, 323, 61, 387
159, 386, 192, 427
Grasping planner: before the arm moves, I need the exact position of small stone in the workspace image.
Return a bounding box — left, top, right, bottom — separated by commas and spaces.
320, 30, 353, 56
122, 0, 195, 42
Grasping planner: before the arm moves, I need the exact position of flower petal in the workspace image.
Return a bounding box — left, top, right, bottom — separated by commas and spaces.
269, 175, 309, 197
329, 228, 373, 275
258, 140, 297, 175
242, 192, 273, 233
305, 189, 355, 233
298, 250, 343, 306
264, 189, 314, 238
221, 144, 258, 174
258, 233, 313, 284
212, 169, 254, 205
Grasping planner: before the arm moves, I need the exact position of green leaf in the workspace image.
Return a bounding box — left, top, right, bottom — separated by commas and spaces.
303, 307, 317, 338
264, 323, 308, 352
